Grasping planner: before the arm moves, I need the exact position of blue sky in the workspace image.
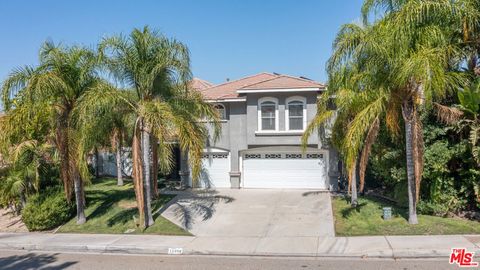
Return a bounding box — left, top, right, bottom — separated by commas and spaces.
0, 0, 363, 86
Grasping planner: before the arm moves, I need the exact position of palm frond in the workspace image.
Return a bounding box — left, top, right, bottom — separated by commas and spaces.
433, 102, 464, 124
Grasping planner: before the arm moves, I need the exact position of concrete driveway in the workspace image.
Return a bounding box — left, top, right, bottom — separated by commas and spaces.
161, 189, 335, 237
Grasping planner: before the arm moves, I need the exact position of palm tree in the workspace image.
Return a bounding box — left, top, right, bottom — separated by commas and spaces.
79, 26, 220, 228
359, 0, 477, 224
82, 103, 131, 186
1, 140, 53, 208
306, 0, 476, 224
0, 97, 53, 211
302, 65, 380, 206
1, 41, 103, 224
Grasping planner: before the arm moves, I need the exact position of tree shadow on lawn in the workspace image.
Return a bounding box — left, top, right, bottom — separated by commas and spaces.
83, 179, 235, 230
84, 188, 134, 222
106, 195, 175, 227
106, 208, 137, 227
339, 195, 408, 220
341, 202, 368, 218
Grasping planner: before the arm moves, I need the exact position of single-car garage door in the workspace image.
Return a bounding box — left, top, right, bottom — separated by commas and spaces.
191, 152, 231, 188
242, 152, 327, 189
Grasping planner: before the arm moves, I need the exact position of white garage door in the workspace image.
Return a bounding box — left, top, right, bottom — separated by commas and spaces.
192, 153, 231, 189
242, 152, 327, 189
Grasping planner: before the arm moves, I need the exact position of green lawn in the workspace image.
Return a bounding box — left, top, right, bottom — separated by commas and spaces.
332, 195, 480, 236
58, 178, 190, 235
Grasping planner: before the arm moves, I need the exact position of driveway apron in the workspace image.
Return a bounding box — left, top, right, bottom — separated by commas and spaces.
161, 189, 335, 237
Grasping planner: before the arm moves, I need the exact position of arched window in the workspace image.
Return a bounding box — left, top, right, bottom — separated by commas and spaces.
214, 104, 226, 120
258, 97, 278, 131
286, 96, 306, 130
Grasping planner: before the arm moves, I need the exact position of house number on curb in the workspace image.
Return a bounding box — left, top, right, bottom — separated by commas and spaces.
168, 248, 184, 255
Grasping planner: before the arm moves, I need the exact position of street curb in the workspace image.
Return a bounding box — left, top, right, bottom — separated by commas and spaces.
0, 242, 454, 259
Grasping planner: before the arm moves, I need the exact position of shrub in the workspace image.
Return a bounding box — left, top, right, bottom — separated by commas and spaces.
417, 192, 466, 217
22, 187, 75, 231
368, 117, 480, 216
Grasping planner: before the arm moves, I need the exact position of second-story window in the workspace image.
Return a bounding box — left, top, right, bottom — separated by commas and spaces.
286, 96, 306, 131
261, 101, 276, 130
258, 97, 278, 131
214, 104, 226, 120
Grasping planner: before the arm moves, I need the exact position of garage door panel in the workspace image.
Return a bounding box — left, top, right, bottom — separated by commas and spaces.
242, 153, 326, 189
193, 153, 230, 189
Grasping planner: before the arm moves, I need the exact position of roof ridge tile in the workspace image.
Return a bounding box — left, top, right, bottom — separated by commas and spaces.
202, 72, 276, 91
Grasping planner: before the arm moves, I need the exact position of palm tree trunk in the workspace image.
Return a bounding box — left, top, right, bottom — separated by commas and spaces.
132, 119, 145, 228
73, 170, 86, 224
350, 160, 358, 207
94, 147, 100, 179
56, 120, 73, 202
20, 192, 27, 210
151, 136, 159, 198
142, 122, 154, 227
402, 101, 419, 225
116, 139, 123, 186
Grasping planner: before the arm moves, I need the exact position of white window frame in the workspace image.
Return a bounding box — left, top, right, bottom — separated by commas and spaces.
258, 97, 279, 131
214, 103, 226, 120
285, 96, 307, 131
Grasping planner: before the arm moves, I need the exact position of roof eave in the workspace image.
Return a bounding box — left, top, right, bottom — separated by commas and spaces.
205, 98, 246, 103
236, 87, 324, 94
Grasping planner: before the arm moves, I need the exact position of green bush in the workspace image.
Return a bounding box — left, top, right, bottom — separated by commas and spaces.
367, 115, 480, 216
417, 192, 466, 217
22, 187, 75, 231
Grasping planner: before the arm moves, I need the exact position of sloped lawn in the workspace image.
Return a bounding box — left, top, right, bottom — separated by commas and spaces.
58, 178, 189, 235
332, 195, 480, 236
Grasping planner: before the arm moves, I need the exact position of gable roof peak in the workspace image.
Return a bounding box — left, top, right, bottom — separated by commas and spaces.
189, 77, 214, 91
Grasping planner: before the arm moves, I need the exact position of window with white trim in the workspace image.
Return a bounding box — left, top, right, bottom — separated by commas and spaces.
286, 96, 306, 130
214, 104, 226, 120
258, 97, 278, 131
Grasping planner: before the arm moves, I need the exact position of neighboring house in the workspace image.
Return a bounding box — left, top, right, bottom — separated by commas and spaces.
95, 149, 133, 177
181, 72, 340, 190
189, 77, 214, 91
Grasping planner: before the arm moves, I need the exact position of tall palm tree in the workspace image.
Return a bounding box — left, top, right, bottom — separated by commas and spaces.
79, 26, 220, 228
1, 41, 103, 224
302, 65, 380, 206
306, 0, 476, 224
359, 0, 477, 224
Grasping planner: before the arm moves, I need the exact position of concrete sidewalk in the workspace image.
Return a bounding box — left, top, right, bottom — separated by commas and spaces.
0, 232, 478, 258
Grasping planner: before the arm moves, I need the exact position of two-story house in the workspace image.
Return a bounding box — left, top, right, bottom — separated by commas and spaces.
180, 72, 339, 190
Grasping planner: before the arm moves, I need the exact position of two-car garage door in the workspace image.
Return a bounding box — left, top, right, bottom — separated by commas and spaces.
192, 150, 327, 189
242, 152, 327, 189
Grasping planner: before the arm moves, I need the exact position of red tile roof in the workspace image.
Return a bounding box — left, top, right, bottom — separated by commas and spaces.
239, 75, 324, 90
189, 78, 214, 91
199, 72, 325, 100
200, 72, 277, 100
